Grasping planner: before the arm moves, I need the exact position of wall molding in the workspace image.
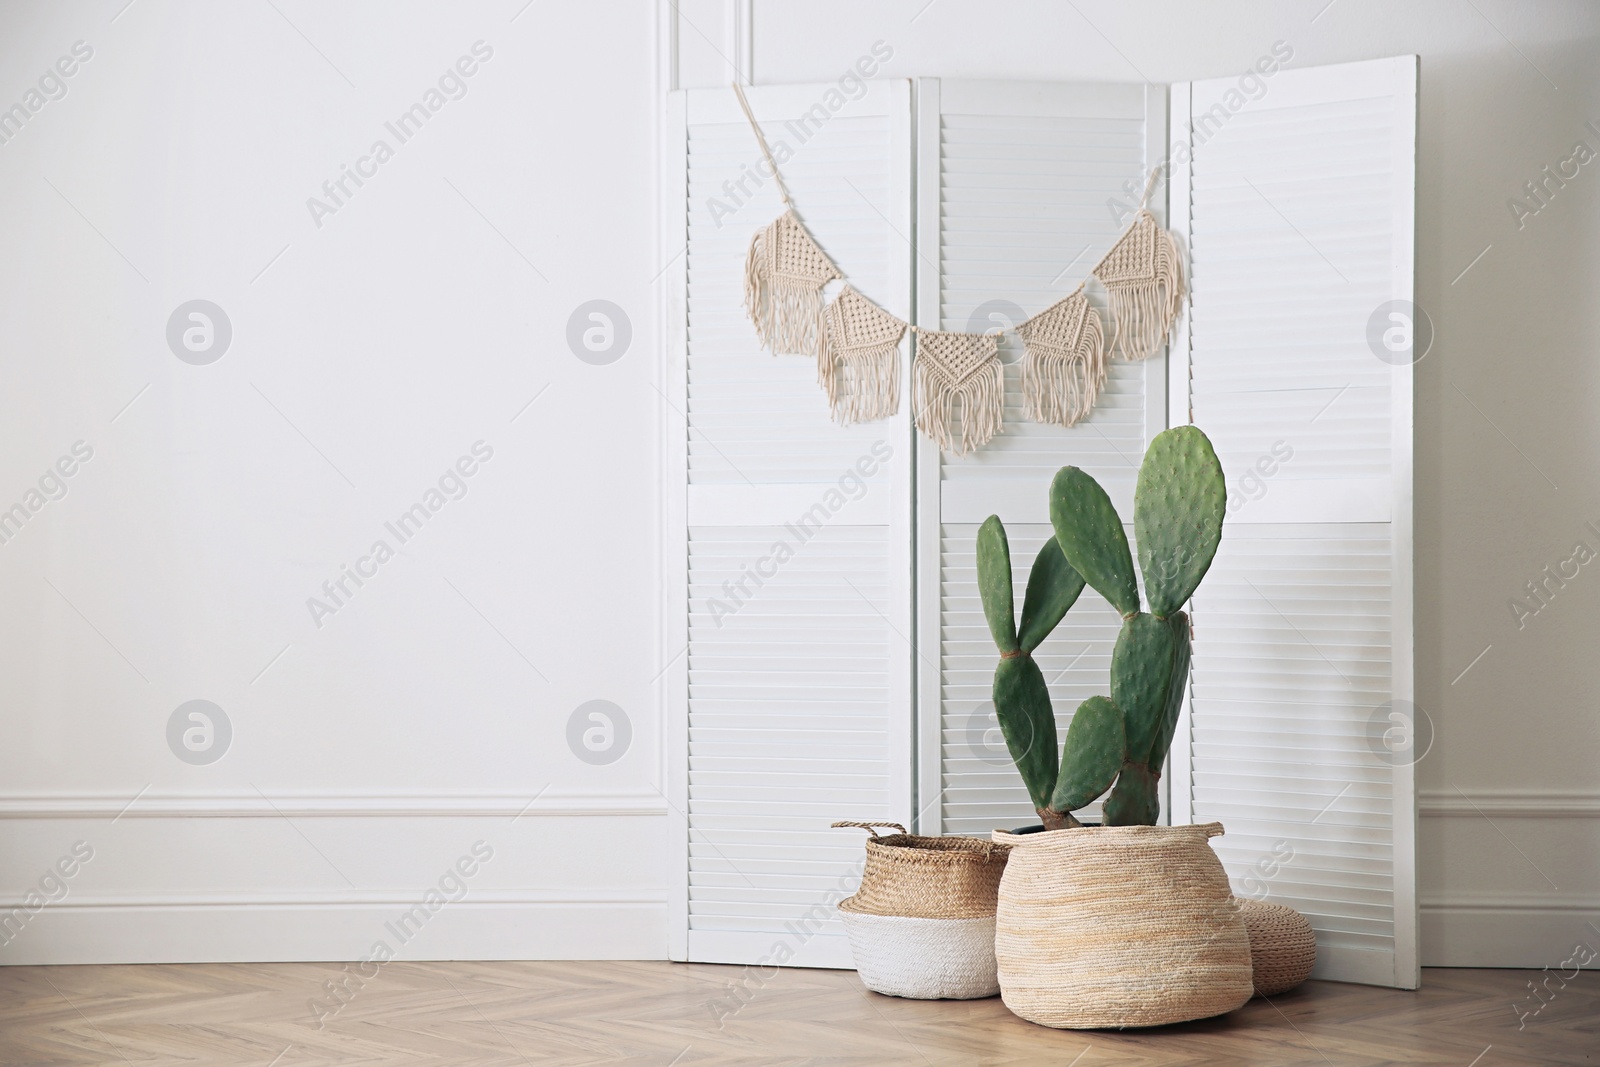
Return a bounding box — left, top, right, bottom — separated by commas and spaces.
0, 789, 670, 819
1422, 890, 1600, 913
1419, 788, 1600, 818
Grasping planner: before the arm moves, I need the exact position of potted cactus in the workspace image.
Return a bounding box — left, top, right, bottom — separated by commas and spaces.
980, 426, 1256, 1030
977, 424, 1224, 829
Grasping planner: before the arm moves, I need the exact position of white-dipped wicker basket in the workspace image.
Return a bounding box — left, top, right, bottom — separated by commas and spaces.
831, 821, 1009, 1000
836, 910, 1000, 1000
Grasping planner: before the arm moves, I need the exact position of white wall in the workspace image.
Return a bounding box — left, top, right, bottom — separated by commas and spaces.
1, 0, 1593, 971
0, 0, 667, 964
671, 0, 1600, 968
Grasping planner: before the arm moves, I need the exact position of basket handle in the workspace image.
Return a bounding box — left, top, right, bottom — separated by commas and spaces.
831, 820, 907, 837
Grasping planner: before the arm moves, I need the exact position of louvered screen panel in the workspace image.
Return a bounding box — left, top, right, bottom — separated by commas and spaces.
1191, 525, 1394, 960
667, 82, 913, 967
1172, 57, 1418, 988
916, 80, 1168, 835
685, 526, 891, 960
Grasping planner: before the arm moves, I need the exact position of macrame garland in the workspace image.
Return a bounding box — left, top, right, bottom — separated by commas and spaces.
1092, 208, 1185, 362
913, 330, 1003, 455
730, 82, 1187, 450
819, 285, 905, 424
744, 209, 843, 357
1016, 290, 1105, 428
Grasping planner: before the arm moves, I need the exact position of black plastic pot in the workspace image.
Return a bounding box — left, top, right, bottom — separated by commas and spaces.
1009, 821, 1100, 835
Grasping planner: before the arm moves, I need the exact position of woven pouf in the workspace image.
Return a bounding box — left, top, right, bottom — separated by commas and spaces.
1237, 899, 1317, 996
991, 822, 1254, 1029
833, 822, 1010, 1000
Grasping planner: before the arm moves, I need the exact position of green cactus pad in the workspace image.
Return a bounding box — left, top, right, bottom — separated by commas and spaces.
1148, 612, 1192, 770
1017, 537, 1087, 653
976, 515, 1019, 654
1049, 695, 1126, 814
1135, 426, 1226, 618
992, 654, 1059, 811
1103, 762, 1161, 826
1111, 612, 1180, 766
1049, 466, 1139, 617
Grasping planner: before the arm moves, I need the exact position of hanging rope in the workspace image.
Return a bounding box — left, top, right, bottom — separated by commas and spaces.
731, 81, 794, 210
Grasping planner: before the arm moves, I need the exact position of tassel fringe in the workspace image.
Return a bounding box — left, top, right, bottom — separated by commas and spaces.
1017, 292, 1105, 428
912, 332, 1003, 455
818, 286, 904, 425
1094, 212, 1186, 362
743, 211, 841, 358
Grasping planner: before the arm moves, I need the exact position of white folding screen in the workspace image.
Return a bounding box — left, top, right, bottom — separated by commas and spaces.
913, 80, 1169, 837
666, 61, 1417, 983
1168, 57, 1419, 988
664, 82, 914, 967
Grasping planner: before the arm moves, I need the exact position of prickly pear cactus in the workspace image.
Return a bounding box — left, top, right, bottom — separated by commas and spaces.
976, 516, 1099, 828
1050, 695, 1126, 814
977, 426, 1225, 828
1135, 426, 1226, 619
1049, 466, 1139, 617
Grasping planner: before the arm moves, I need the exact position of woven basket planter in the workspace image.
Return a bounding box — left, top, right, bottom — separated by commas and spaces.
1237, 898, 1317, 996
833, 822, 1010, 1000
990, 822, 1254, 1029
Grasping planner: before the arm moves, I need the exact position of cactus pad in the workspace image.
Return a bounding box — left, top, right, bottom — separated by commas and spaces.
1148, 612, 1192, 770
992, 654, 1059, 811
1050, 695, 1126, 813
1017, 537, 1086, 653
1111, 612, 1180, 766
1103, 762, 1161, 826
1135, 426, 1226, 618
1049, 466, 1140, 617
976, 515, 1019, 655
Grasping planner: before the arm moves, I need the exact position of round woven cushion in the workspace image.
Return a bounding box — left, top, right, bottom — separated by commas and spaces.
1237, 899, 1316, 996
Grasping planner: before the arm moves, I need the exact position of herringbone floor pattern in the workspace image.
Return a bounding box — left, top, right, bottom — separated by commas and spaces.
0, 962, 1592, 1066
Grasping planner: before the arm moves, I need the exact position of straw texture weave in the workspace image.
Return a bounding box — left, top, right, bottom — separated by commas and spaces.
990, 822, 1253, 1029
833, 823, 1009, 920
1238, 898, 1317, 996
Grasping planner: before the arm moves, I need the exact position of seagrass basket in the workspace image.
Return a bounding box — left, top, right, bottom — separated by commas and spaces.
834, 821, 1009, 919
990, 821, 1254, 1028
833, 821, 1010, 999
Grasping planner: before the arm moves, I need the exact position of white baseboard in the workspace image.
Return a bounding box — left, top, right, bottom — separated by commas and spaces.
0, 802, 670, 965
0, 897, 669, 965
1418, 788, 1600, 967
1422, 892, 1600, 968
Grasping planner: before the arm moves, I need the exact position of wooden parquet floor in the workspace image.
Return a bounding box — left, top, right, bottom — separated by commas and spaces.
0, 962, 1593, 1066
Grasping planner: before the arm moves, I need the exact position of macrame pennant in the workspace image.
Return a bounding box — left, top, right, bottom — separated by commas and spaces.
1092, 208, 1185, 362
913, 330, 1003, 456
820, 285, 905, 425
1017, 290, 1105, 428
729, 82, 1188, 453
744, 210, 842, 357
